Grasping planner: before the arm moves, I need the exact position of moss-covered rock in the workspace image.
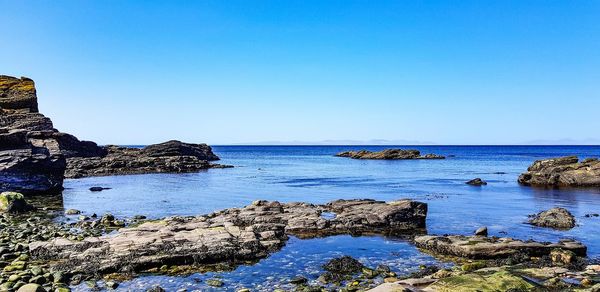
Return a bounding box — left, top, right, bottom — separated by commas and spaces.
0, 192, 34, 213
428, 270, 536, 291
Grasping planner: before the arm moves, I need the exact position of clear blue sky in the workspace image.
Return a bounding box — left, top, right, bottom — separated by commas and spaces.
1, 1, 599, 145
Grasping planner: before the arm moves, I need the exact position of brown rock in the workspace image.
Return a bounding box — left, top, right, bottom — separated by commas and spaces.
518, 156, 600, 187
528, 207, 576, 229
336, 149, 445, 160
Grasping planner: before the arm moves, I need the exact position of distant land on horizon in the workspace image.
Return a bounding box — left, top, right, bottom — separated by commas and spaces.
219, 138, 600, 146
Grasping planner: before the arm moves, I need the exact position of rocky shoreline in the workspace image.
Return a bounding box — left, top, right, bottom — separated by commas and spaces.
336, 149, 445, 160
518, 156, 600, 188
1, 75, 229, 193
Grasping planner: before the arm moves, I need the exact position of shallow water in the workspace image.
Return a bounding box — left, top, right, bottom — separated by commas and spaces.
63, 145, 600, 290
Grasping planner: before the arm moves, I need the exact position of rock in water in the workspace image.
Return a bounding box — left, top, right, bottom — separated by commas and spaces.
89, 187, 110, 192
466, 178, 487, 186
518, 156, 600, 187
335, 149, 445, 160
323, 256, 365, 275
474, 226, 488, 236
528, 207, 576, 229
29, 199, 427, 275
65, 141, 228, 178
414, 235, 586, 259
0, 192, 34, 213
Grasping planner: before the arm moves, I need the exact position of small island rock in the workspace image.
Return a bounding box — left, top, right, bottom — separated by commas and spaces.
336, 149, 445, 160
518, 156, 600, 187
528, 207, 576, 229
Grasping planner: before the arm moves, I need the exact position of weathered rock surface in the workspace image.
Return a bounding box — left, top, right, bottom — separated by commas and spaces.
518, 156, 600, 187
65, 141, 227, 178
414, 235, 586, 259
30, 199, 427, 275
0, 191, 34, 213
0, 146, 66, 195
466, 178, 487, 186
335, 149, 445, 160
528, 207, 576, 229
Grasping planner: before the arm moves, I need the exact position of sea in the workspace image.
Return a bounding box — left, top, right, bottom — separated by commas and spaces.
62, 145, 600, 291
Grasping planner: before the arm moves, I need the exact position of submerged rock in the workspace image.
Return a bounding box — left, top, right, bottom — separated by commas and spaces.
528, 207, 576, 229
474, 226, 488, 236
414, 235, 586, 259
65, 141, 230, 178
335, 149, 445, 160
466, 178, 487, 186
89, 187, 110, 192
518, 156, 600, 187
323, 256, 365, 275
29, 199, 427, 276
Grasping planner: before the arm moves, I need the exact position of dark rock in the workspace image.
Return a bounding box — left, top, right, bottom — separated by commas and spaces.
290, 276, 308, 285
146, 286, 165, 292
474, 226, 488, 236
29, 199, 427, 276
65, 141, 229, 178
518, 156, 600, 187
466, 178, 487, 186
0, 76, 38, 112
89, 187, 110, 192
0, 147, 65, 195
528, 207, 576, 229
335, 149, 445, 160
414, 235, 586, 259
323, 256, 365, 275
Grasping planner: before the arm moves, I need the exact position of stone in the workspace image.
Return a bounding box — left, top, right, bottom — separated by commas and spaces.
323, 256, 364, 275
206, 279, 224, 287
466, 178, 487, 186
289, 276, 308, 285
414, 235, 586, 259
15, 283, 45, 292
29, 199, 427, 276
105, 281, 119, 289
518, 156, 600, 187
550, 249, 576, 265
65, 141, 230, 178
528, 207, 576, 229
0, 147, 66, 195
89, 187, 110, 192
426, 270, 535, 291
336, 149, 445, 160
0, 192, 34, 213
474, 226, 488, 236
64, 209, 81, 215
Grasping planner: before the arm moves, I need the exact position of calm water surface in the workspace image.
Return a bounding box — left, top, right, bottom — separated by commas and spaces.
63, 146, 600, 291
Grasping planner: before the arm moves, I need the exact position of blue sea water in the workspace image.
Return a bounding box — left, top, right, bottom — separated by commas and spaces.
63, 145, 600, 291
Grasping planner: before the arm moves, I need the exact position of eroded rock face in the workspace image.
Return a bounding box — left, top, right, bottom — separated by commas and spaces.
414, 235, 586, 259
29, 199, 427, 275
335, 149, 445, 160
528, 207, 576, 229
518, 156, 600, 187
65, 141, 226, 178
0, 76, 38, 112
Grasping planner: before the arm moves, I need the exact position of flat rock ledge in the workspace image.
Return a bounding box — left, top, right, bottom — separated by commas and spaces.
65, 140, 230, 178
518, 156, 600, 187
30, 199, 427, 275
414, 235, 586, 259
335, 149, 445, 160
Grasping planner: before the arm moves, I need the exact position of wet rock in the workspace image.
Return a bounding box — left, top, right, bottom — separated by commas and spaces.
466, 178, 487, 186
518, 156, 600, 187
474, 226, 488, 236
0, 147, 66, 195
206, 279, 224, 287
414, 235, 586, 259
105, 281, 119, 289
427, 269, 535, 291
323, 256, 365, 275
529, 207, 576, 229
89, 187, 110, 192
64, 209, 81, 215
550, 249, 576, 265
0, 192, 34, 213
30, 199, 427, 276
65, 141, 230, 178
336, 149, 444, 160
289, 276, 308, 285
146, 285, 165, 292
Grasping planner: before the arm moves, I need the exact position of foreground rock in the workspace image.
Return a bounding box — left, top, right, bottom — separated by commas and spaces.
414, 235, 586, 259
335, 149, 445, 160
518, 156, 600, 187
65, 140, 228, 178
0, 192, 34, 213
466, 178, 487, 186
30, 199, 427, 275
529, 207, 576, 229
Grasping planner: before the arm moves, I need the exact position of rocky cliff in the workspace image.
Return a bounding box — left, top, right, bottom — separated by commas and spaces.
1, 75, 226, 194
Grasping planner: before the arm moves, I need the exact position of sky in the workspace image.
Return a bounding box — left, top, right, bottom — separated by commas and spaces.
1, 1, 599, 145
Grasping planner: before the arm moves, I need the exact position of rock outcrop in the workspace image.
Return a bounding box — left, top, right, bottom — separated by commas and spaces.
518, 156, 600, 187
335, 149, 445, 160
466, 178, 487, 186
528, 207, 576, 229
65, 140, 226, 178
0, 192, 35, 213
1, 75, 228, 191
30, 199, 427, 275
414, 235, 586, 259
